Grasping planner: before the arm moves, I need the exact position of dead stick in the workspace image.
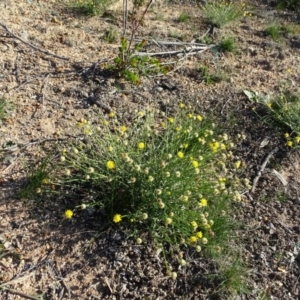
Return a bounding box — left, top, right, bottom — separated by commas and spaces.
0, 135, 82, 153
0, 287, 42, 300
0, 272, 36, 288
132, 45, 214, 57
198, 26, 212, 41
251, 147, 278, 193
41, 74, 50, 113
0, 22, 69, 61
0, 154, 23, 174
135, 38, 213, 47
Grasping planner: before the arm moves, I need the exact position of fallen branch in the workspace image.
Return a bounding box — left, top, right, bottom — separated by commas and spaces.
40, 74, 50, 113
135, 38, 214, 47
0, 271, 36, 288
148, 47, 207, 77
0, 135, 80, 154
272, 169, 288, 186
132, 44, 215, 57
278, 221, 293, 234
0, 251, 57, 299
158, 49, 200, 75
0, 286, 42, 300
0, 135, 83, 174
191, 26, 212, 42
155, 41, 214, 47
0, 153, 23, 174
0, 22, 69, 61
251, 147, 278, 193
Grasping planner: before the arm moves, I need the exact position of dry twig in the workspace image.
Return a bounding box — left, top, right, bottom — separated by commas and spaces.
132, 44, 215, 57
40, 74, 50, 113
0, 22, 69, 61
135, 38, 213, 47
251, 147, 279, 193
0, 286, 42, 300
0, 135, 83, 174
0, 271, 36, 288
193, 26, 212, 42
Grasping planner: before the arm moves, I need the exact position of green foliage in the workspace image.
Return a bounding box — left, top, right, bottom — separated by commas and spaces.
68, 0, 116, 16
198, 64, 222, 84
218, 37, 237, 53
282, 23, 299, 35
244, 89, 300, 148
0, 97, 7, 121
265, 22, 300, 41
103, 27, 118, 43
265, 23, 282, 41
31, 108, 247, 258
19, 158, 50, 199
110, 38, 167, 84
198, 35, 213, 44
0, 96, 15, 124
178, 11, 191, 23
156, 12, 164, 21
106, 0, 168, 83
200, 0, 249, 28
258, 290, 271, 300
276, 191, 287, 202
276, 0, 300, 11
217, 258, 251, 295
265, 90, 300, 135
21, 106, 250, 295
170, 31, 189, 41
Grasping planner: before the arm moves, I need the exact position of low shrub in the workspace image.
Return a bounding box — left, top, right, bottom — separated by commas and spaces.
276, 0, 300, 11
200, 0, 250, 28
68, 0, 116, 16
22, 106, 249, 291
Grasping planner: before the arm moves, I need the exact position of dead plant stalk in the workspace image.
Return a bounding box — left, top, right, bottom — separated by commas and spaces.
122, 0, 154, 64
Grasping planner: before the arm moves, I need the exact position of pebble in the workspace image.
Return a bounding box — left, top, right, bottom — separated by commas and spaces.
0, 43, 10, 52
4, 241, 12, 249
81, 91, 89, 98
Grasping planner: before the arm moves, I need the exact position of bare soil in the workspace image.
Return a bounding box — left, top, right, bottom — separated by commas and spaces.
1, 0, 300, 299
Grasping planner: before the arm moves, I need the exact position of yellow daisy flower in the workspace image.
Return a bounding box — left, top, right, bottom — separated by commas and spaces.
196, 231, 203, 238
177, 151, 184, 158
64, 210, 73, 219
113, 214, 122, 223
120, 125, 127, 132
138, 142, 145, 149
107, 160, 116, 169
189, 236, 198, 243
200, 198, 208, 207
192, 160, 199, 168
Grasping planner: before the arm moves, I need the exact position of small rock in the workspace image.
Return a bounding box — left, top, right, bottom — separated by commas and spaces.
51, 16, 62, 25
81, 91, 89, 98
275, 280, 283, 287
4, 241, 12, 249
0, 43, 10, 52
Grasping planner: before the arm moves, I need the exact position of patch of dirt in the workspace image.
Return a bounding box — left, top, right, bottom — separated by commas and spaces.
1, 0, 300, 299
